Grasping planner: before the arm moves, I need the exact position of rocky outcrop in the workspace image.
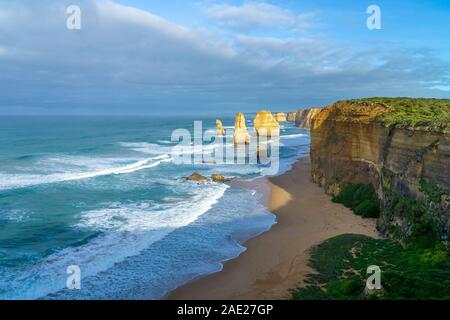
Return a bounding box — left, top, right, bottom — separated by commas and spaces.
254, 110, 280, 138
274, 112, 287, 122
233, 112, 251, 145
295, 108, 322, 128
184, 172, 210, 183
216, 119, 225, 136
287, 112, 297, 122
310, 99, 450, 239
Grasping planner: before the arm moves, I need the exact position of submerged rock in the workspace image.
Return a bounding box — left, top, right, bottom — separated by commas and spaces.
233, 112, 251, 145
216, 119, 225, 136
184, 172, 210, 183
256, 146, 268, 163
254, 110, 280, 137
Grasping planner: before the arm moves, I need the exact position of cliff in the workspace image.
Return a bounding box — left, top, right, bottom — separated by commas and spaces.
254, 110, 280, 137
310, 98, 450, 240
295, 108, 322, 128
233, 112, 251, 145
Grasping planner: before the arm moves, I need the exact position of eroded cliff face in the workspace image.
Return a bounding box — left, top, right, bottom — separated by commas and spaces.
287, 112, 297, 122
295, 108, 322, 128
216, 119, 225, 136
274, 112, 287, 122
310, 100, 450, 239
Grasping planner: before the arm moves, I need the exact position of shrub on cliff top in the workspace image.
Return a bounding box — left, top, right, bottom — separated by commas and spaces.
349, 97, 450, 129
333, 184, 380, 218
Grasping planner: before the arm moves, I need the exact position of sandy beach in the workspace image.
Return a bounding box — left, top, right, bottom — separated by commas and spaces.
168, 157, 379, 300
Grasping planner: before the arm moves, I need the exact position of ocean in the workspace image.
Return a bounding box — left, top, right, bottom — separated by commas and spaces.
0, 115, 310, 300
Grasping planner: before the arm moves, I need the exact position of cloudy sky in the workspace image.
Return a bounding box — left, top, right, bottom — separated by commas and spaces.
0, 0, 449, 115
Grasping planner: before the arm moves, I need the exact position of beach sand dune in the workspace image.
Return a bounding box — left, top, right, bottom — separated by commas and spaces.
169, 157, 379, 300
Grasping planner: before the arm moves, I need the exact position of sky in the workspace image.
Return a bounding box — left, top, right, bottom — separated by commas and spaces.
0, 0, 449, 115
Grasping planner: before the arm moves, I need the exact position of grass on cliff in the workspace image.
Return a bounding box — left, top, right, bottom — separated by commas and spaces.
350, 97, 450, 129
291, 234, 450, 300
332, 184, 380, 218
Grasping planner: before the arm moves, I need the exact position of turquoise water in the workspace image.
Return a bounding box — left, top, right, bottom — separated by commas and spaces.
0, 115, 310, 299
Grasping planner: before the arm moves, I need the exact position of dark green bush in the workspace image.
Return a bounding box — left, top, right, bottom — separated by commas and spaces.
354, 199, 380, 218
339, 277, 364, 295
333, 184, 380, 218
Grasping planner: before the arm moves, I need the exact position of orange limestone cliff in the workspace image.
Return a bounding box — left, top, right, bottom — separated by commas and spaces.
216, 119, 225, 136
310, 98, 450, 238
295, 108, 322, 128
274, 112, 287, 122
233, 112, 251, 145
254, 110, 280, 138
286, 112, 297, 122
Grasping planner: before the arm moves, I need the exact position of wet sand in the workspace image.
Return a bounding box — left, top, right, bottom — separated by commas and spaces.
168, 157, 379, 300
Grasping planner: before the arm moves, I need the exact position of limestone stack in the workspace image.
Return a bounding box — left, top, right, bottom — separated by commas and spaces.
216, 119, 225, 136
310, 99, 450, 239
254, 110, 280, 137
274, 112, 287, 122
287, 112, 297, 122
295, 108, 322, 128
233, 112, 251, 145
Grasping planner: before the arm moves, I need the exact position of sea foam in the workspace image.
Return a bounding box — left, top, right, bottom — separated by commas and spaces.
0, 182, 228, 300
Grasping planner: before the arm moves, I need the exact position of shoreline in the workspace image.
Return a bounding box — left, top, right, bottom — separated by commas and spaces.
168, 157, 379, 300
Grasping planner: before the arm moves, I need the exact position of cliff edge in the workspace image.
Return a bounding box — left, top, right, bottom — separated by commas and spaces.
295, 108, 322, 128
310, 98, 450, 240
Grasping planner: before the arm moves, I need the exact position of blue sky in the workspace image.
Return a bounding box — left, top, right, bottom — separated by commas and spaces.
0, 0, 449, 115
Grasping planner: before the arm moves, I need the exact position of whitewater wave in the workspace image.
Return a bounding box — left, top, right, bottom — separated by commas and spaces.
0, 183, 229, 300
120, 142, 233, 156
0, 155, 171, 191
281, 133, 307, 139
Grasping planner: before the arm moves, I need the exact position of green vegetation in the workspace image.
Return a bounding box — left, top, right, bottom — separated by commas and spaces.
383, 190, 444, 246
291, 234, 450, 300
419, 177, 447, 204
381, 176, 448, 245
350, 97, 450, 129
332, 184, 380, 218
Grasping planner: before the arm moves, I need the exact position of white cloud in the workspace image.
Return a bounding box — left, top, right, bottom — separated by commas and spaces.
0, 0, 448, 115
202, 2, 314, 31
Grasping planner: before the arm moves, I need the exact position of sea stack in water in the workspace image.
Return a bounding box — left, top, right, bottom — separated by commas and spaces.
233, 112, 251, 145
216, 119, 225, 136
254, 110, 280, 137
274, 112, 287, 122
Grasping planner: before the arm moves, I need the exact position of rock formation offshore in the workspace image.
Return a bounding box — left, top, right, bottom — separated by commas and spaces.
295, 108, 322, 128
233, 112, 251, 145
254, 110, 280, 138
216, 119, 225, 136
286, 112, 297, 122
274, 112, 287, 122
